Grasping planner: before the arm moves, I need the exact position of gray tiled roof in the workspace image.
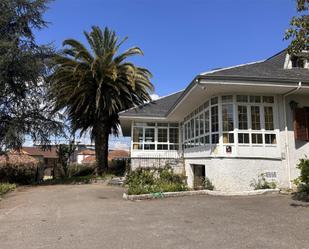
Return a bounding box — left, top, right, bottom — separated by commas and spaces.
120, 90, 184, 117
120, 50, 309, 119
200, 50, 309, 83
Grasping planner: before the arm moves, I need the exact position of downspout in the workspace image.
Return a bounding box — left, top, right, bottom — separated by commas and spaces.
283, 81, 302, 189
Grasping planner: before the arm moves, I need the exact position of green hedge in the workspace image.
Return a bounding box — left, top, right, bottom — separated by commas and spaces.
126, 166, 188, 195
67, 163, 96, 177
0, 164, 40, 185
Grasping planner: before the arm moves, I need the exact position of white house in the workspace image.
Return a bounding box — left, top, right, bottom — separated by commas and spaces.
119, 50, 309, 191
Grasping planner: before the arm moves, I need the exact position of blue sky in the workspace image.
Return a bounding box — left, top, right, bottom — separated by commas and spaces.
32, 0, 297, 148
36, 0, 297, 97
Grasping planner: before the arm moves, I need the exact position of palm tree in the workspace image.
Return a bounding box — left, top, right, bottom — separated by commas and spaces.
49, 26, 154, 174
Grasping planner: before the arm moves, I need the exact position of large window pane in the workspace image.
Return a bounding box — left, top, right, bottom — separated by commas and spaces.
169, 144, 179, 150
169, 128, 179, 143
264, 106, 274, 130
222, 104, 234, 131
199, 113, 204, 135
251, 106, 261, 130
252, 133, 263, 144
133, 127, 143, 143
195, 116, 199, 137
238, 133, 249, 144
211, 106, 219, 132
204, 110, 210, 133
144, 128, 155, 142
238, 105, 248, 130
158, 128, 168, 142
133, 144, 143, 150
157, 144, 168, 150
265, 134, 276, 144
223, 133, 234, 144
211, 134, 219, 144
190, 119, 194, 138
144, 144, 155, 150
204, 135, 210, 144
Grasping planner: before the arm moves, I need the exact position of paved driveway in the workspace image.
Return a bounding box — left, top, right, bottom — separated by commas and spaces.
0, 184, 308, 249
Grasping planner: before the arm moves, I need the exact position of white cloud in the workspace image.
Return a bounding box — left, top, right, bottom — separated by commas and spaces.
150, 93, 160, 100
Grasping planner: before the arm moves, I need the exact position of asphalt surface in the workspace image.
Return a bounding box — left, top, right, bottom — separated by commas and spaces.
0, 184, 308, 249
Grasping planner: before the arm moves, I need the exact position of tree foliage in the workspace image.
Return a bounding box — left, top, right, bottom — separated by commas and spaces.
0, 0, 64, 152
56, 141, 76, 178
285, 0, 309, 55
49, 26, 153, 174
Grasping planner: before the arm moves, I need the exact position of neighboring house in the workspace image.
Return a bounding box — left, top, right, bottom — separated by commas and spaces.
22, 146, 58, 176
71, 143, 95, 163
108, 150, 130, 161
77, 149, 95, 164
81, 155, 95, 164
119, 50, 309, 191
81, 150, 130, 164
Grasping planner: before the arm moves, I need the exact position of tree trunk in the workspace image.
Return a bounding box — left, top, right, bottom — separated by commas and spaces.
94, 122, 109, 175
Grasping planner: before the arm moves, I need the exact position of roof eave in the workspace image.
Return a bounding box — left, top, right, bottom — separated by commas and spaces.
199, 75, 309, 85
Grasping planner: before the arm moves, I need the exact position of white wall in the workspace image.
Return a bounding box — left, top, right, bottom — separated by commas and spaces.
77, 154, 89, 164
185, 158, 286, 191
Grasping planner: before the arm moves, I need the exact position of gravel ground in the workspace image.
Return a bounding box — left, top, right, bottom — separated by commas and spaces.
0, 184, 308, 249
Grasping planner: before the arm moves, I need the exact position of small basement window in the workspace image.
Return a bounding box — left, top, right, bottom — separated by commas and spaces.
264, 171, 277, 181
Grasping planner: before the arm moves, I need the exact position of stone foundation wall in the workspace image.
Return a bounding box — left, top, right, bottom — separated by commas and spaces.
131, 158, 185, 174
185, 157, 286, 191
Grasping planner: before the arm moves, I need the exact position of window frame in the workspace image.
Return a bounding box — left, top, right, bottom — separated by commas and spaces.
132, 122, 179, 151
183, 94, 278, 150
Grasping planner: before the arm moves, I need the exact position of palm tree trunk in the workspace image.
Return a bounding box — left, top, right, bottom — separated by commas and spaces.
94, 122, 109, 175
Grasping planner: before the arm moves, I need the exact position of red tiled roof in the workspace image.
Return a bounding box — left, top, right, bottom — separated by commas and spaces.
22, 147, 58, 159
80, 150, 130, 163
78, 149, 95, 155
0, 153, 39, 167
108, 150, 130, 161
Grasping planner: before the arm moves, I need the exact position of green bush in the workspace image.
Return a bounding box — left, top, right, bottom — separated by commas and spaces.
0, 164, 40, 184
0, 183, 16, 196
67, 163, 96, 177
126, 166, 188, 195
250, 173, 277, 190
108, 160, 128, 176
293, 158, 309, 201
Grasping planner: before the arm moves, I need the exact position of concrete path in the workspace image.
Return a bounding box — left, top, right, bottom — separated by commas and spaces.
0, 184, 308, 249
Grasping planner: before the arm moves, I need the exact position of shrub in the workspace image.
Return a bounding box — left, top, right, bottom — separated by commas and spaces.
0, 163, 43, 185
293, 158, 309, 201
202, 177, 215, 190
126, 166, 188, 195
67, 163, 96, 177
108, 160, 128, 176
0, 183, 16, 196
250, 173, 277, 190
